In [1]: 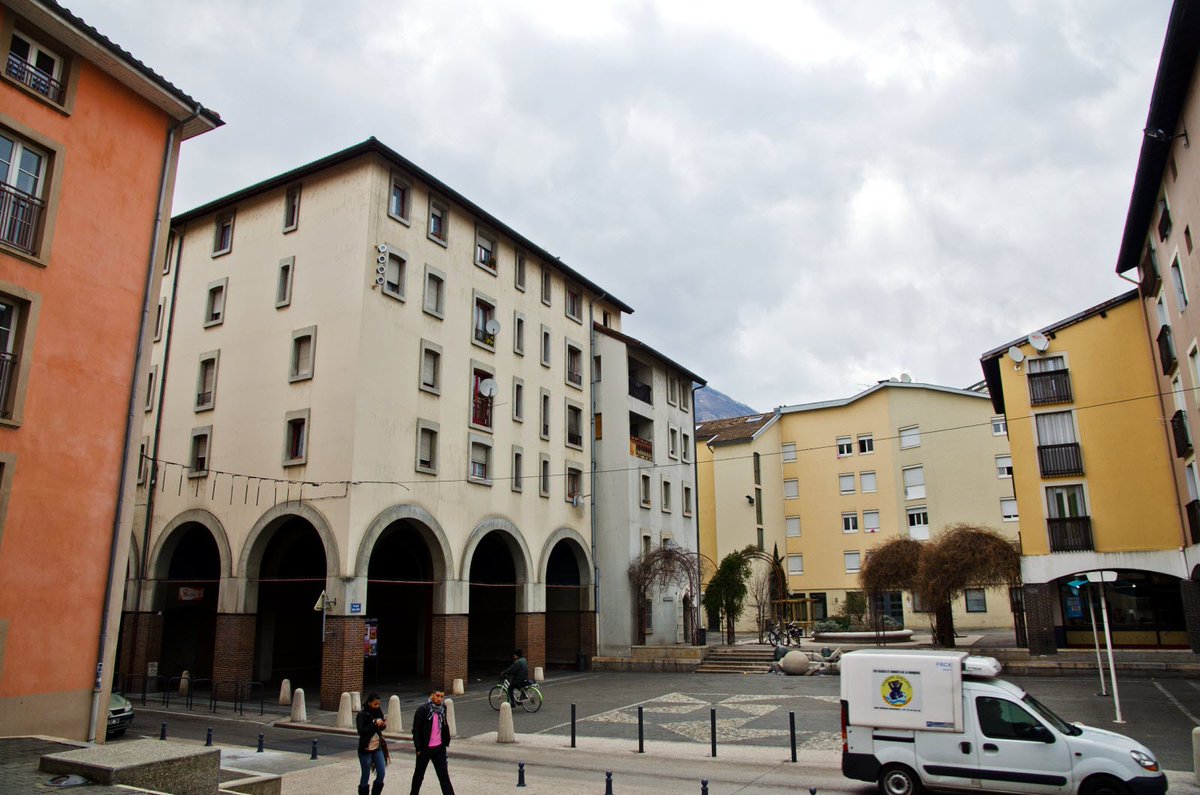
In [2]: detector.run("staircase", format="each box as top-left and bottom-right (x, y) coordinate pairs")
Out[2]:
(695, 644), (776, 674)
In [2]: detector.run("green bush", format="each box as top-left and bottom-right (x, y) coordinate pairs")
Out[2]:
(814, 619), (849, 633)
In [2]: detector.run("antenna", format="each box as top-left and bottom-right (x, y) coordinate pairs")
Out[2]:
(478, 378), (499, 398)
(900, 373), (912, 383)
(485, 318), (501, 336)
(1007, 346), (1025, 364)
(1028, 332), (1050, 352)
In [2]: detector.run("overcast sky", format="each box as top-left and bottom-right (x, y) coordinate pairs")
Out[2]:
(72, 0), (1172, 410)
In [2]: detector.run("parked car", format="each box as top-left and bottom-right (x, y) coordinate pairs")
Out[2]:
(106, 691), (134, 738)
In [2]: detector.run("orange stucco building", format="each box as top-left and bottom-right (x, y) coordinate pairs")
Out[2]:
(0, 0), (219, 740)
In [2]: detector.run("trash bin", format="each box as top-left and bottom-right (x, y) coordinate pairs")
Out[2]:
(576, 653), (589, 672)
(696, 628), (707, 646)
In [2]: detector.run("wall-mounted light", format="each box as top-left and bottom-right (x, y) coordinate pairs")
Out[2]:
(745, 495), (755, 505)
(1145, 126), (1190, 148)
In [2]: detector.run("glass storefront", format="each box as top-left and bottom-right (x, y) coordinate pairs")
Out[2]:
(1056, 570), (1187, 647)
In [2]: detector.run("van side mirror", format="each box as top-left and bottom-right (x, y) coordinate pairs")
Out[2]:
(1030, 725), (1054, 744)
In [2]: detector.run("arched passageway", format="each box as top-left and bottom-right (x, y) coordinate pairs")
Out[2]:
(253, 516), (327, 688)
(545, 540), (585, 667)
(159, 523), (220, 679)
(365, 520), (435, 686)
(468, 532), (518, 671)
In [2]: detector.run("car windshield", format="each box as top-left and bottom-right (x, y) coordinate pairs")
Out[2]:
(1022, 693), (1080, 735)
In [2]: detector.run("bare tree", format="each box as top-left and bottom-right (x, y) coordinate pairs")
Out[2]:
(748, 564), (773, 642)
(628, 543), (712, 645)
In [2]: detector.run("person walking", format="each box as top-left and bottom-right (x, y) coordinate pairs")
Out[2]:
(500, 649), (529, 708)
(356, 693), (389, 795)
(410, 689), (454, 795)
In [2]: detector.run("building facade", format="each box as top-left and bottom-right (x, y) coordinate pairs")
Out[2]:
(0, 0), (219, 739)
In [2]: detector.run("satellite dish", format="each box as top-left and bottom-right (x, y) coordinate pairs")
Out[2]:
(1028, 332), (1050, 352)
(900, 373), (912, 383)
(478, 378), (498, 398)
(1008, 346), (1025, 364)
(571, 494), (582, 508)
(485, 319), (501, 336)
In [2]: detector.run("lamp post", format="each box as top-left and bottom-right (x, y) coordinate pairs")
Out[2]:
(1085, 570), (1122, 723)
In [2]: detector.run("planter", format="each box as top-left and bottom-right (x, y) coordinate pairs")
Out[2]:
(812, 629), (914, 643)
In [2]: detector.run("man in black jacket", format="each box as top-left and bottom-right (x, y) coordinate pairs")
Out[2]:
(409, 689), (454, 794)
(501, 649), (529, 708)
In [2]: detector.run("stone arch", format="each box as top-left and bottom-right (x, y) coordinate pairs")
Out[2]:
(459, 516), (533, 583)
(238, 501), (340, 581)
(537, 526), (593, 586)
(148, 509), (233, 582)
(1033, 553), (1185, 585)
(355, 503), (454, 581)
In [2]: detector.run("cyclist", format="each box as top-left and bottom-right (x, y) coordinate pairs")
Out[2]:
(501, 649), (530, 708)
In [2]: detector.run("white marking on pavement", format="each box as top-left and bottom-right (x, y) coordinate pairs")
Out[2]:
(1153, 681), (1200, 725)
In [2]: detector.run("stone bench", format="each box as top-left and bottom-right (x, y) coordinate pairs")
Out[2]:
(40, 738), (219, 795)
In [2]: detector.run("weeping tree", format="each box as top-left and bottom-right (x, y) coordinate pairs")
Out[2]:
(701, 547), (754, 644)
(860, 524), (1021, 647)
(628, 543), (712, 645)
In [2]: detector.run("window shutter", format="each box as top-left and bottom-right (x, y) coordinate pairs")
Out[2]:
(471, 443), (487, 466)
(296, 337), (312, 373)
(422, 349), (437, 386)
(419, 429), (433, 465)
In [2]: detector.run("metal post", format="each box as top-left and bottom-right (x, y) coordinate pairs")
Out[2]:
(1097, 584), (1124, 723)
(310, 739), (319, 760)
(1086, 586), (1108, 695)
(789, 711), (797, 762)
(205, 728), (213, 747)
(518, 762), (526, 787)
(159, 722), (166, 740)
(710, 708), (717, 757)
(638, 706), (644, 753)
(257, 733), (264, 753)
(701, 780), (709, 795)
(605, 771), (613, 794)
(571, 703), (576, 748)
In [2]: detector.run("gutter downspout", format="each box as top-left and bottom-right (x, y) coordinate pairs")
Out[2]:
(690, 383), (703, 645)
(89, 109), (195, 742)
(587, 293), (607, 659)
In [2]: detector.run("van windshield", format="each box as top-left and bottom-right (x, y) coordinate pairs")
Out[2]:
(1022, 693), (1081, 736)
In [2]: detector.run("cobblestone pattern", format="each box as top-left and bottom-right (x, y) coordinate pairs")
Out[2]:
(1023, 582), (1058, 656)
(431, 613), (468, 692)
(320, 615), (365, 711)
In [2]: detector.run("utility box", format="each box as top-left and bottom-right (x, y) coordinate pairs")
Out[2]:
(840, 649), (967, 732)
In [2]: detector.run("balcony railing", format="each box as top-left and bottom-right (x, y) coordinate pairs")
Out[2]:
(567, 370), (583, 386)
(196, 390), (213, 407)
(5, 53), (64, 103)
(472, 394), (493, 427)
(0, 181), (44, 254)
(1048, 516), (1093, 552)
(630, 436), (653, 461)
(1037, 443), (1083, 477)
(628, 376), (652, 403)
(1159, 203), (1174, 242)
(1187, 499), (1200, 545)
(1172, 409), (1193, 458)
(1028, 370), (1073, 406)
(1158, 325), (1177, 375)
(568, 430), (582, 447)
(0, 352), (16, 417)
(473, 326), (495, 346)
(1141, 250), (1162, 295)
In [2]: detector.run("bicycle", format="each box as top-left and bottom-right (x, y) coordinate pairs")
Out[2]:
(764, 620), (786, 646)
(488, 679), (543, 713)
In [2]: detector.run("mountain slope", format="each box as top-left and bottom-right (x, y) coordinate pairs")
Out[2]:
(694, 386), (757, 422)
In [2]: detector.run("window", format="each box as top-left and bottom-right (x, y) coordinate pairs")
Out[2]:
(389, 175), (411, 222)
(290, 327), (316, 381)
(594, 355), (602, 382)
(661, 479), (672, 513)
(512, 378), (524, 422)
(907, 507), (929, 540)
(422, 265), (445, 319)
(469, 434), (493, 484)
(901, 466), (924, 500)
(189, 427), (211, 476)
(1189, 226), (1194, 254)
(669, 426), (680, 460)
(276, 256), (294, 308)
(145, 365), (156, 411)
(753, 452), (761, 484)
(683, 485), (693, 516)
(283, 410), (309, 466)
(1187, 461), (1199, 503)
(539, 454), (552, 497)
(680, 387), (690, 412)
(566, 465), (583, 503)
(511, 447), (523, 492)
(1191, 347), (1200, 407)
(860, 471), (877, 493)
(839, 473), (855, 494)
(784, 478), (799, 499)
(566, 402), (583, 448)
(419, 340), (441, 394)
(965, 588), (987, 613)
(0, 131), (47, 255)
(863, 510), (881, 533)
(595, 412), (603, 440)
(471, 366), (494, 429)
(1000, 498), (1019, 522)
(667, 376), (678, 406)
(782, 442), (797, 463)
(475, 229), (497, 272)
(204, 279), (227, 327)
(540, 325), (552, 366)
(1046, 484), (1086, 519)
(428, 199), (447, 244)
(996, 455), (1013, 478)
(1172, 256), (1189, 310)
(195, 351), (218, 411)
(541, 266), (553, 305)
(540, 389), (551, 439)
(842, 513), (858, 533)
(513, 312), (525, 355)
(755, 488), (763, 524)
(0, 290), (34, 422)
(153, 300), (164, 341)
(566, 286), (582, 321)
(844, 551), (861, 573)
(137, 438), (148, 485)
(213, 211), (234, 256)
(991, 416), (1007, 436)
(383, 253), (406, 299)
(472, 292), (496, 349)
(515, 253), (526, 291)
(786, 517), (801, 537)
(566, 342), (583, 387)
(1035, 410), (1076, 445)
(787, 555), (804, 576)
(975, 697), (1044, 742)
(6, 30), (65, 102)
(899, 426), (920, 449)
(857, 434), (874, 454)
(283, 185), (301, 232)
(682, 432), (692, 463)
(416, 421), (438, 474)
(836, 436), (852, 457)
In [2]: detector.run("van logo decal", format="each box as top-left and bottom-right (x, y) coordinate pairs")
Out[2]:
(881, 675), (913, 708)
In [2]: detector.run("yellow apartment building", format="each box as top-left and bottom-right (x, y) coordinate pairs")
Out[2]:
(983, 292), (1193, 651)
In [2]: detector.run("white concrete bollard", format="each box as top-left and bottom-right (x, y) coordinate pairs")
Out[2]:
(387, 695), (403, 733)
(279, 679), (292, 706)
(336, 692), (354, 729)
(452, 678), (464, 696)
(445, 698), (457, 738)
(178, 670), (190, 696)
(533, 666), (544, 683)
(497, 702), (515, 743)
(290, 688), (307, 722)
(1193, 726), (1200, 785)
(350, 691), (362, 712)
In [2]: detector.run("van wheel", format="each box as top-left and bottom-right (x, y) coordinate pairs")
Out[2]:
(878, 764), (922, 795)
(1080, 775), (1132, 795)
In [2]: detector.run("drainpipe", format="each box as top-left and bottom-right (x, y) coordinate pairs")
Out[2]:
(90, 110), (193, 742)
(587, 293), (607, 658)
(690, 382), (702, 644)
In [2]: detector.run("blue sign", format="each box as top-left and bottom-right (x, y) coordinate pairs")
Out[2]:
(1064, 595), (1083, 620)
(350, 602), (362, 614)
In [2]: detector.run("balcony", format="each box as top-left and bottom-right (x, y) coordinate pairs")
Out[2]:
(0, 352), (15, 416)
(1159, 202), (1173, 242)
(628, 376), (652, 404)
(1028, 370), (1073, 406)
(630, 436), (653, 461)
(1141, 249), (1162, 295)
(1037, 443), (1083, 477)
(1172, 409), (1193, 458)
(1187, 499), (1200, 545)
(1048, 516), (1093, 552)
(473, 326), (495, 347)
(568, 430), (583, 447)
(1158, 325), (1177, 375)
(472, 394), (493, 427)
(0, 182), (44, 255)
(567, 369), (583, 387)
(5, 53), (64, 103)
(196, 391), (213, 407)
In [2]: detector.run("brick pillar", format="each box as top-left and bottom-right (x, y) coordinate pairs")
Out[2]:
(117, 612), (163, 690)
(1181, 579), (1200, 653)
(212, 613), (256, 700)
(1023, 583), (1058, 656)
(515, 612), (546, 672)
(320, 615), (366, 711)
(578, 611), (597, 663)
(430, 614), (468, 693)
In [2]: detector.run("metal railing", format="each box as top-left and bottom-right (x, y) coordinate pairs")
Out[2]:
(196, 390), (213, 407)
(1048, 516), (1093, 552)
(472, 394), (493, 427)
(0, 181), (44, 254)
(567, 370), (583, 386)
(473, 326), (495, 346)
(1027, 370), (1072, 406)
(1159, 325), (1177, 375)
(628, 376), (652, 403)
(1172, 409), (1192, 458)
(1037, 442), (1083, 477)
(6, 53), (64, 102)
(630, 436), (653, 461)
(568, 431), (582, 447)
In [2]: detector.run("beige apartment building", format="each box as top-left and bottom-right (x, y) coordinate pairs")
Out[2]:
(121, 138), (651, 707)
(698, 381), (1020, 635)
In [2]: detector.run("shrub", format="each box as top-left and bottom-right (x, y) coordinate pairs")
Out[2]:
(814, 619), (849, 633)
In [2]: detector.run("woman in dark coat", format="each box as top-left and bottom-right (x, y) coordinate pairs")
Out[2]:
(356, 693), (388, 795)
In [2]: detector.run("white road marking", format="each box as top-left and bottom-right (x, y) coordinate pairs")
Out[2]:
(1153, 681), (1200, 725)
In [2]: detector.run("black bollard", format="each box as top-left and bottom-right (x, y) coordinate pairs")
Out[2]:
(789, 711), (797, 763)
(605, 771), (614, 795)
(637, 705), (644, 754)
(809, 789), (817, 795)
(310, 739), (318, 760)
(257, 733), (264, 753)
(205, 728), (213, 747)
(570, 703), (576, 748)
(159, 722), (167, 741)
(710, 708), (717, 758)
(701, 780), (709, 795)
(517, 761), (526, 787)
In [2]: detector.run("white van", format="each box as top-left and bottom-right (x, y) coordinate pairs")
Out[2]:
(839, 649), (1166, 795)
